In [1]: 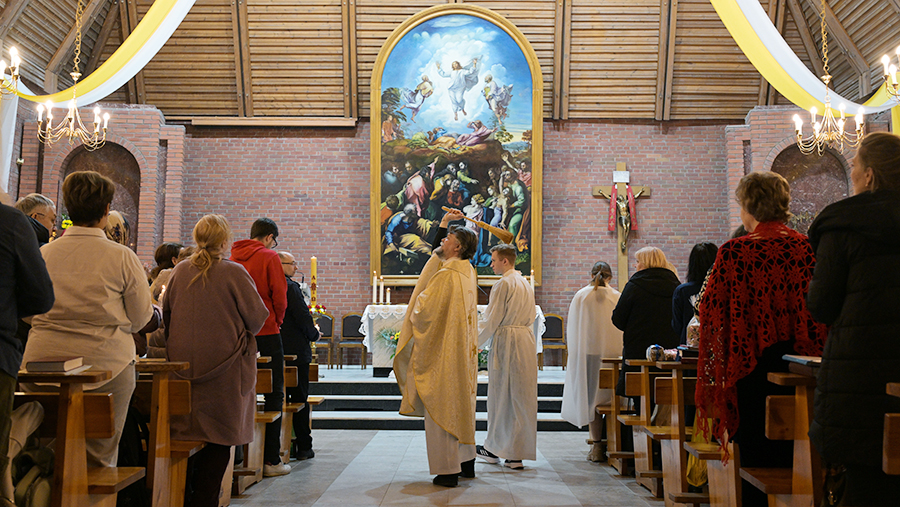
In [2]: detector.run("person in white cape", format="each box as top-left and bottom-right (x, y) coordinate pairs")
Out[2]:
(560, 261), (623, 462)
(475, 244), (537, 470)
(392, 210), (479, 488)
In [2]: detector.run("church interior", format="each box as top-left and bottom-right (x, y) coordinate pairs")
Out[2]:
(2, 0), (900, 506)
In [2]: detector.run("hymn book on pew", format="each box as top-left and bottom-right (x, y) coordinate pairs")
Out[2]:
(24, 356), (89, 374)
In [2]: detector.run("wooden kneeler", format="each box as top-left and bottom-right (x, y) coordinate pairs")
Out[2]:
(596, 358), (634, 475)
(885, 383), (900, 475)
(618, 360), (666, 498)
(684, 441), (741, 507)
(13, 391), (145, 507)
(233, 367), (280, 495)
(642, 365), (708, 507)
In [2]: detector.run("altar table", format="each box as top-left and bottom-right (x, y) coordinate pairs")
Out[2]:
(361, 304), (546, 376)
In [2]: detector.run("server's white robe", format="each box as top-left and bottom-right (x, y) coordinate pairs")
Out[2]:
(478, 269), (537, 460)
(560, 284), (623, 428)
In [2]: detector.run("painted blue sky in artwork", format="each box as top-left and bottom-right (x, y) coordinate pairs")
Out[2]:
(383, 14), (533, 141)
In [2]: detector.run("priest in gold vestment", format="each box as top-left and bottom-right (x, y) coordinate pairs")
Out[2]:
(393, 215), (479, 487)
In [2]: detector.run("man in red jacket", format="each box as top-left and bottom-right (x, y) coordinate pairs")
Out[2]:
(230, 218), (289, 476)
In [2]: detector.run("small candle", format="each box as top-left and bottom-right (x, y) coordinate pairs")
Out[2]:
(159, 284), (166, 301)
(530, 269), (536, 291)
(379, 276), (385, 304)
(372, 271), (377, 304)
(386, 288), (391, 305)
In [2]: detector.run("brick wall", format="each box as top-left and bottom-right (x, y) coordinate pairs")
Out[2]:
(180, 120), (735, 353)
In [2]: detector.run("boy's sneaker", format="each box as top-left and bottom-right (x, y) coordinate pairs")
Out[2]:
(475, 445), (499, 464)
(504, 460), (524, 470)
(263, 463), (291, 477)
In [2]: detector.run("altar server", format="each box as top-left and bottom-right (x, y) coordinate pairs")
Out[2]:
(560, 261), (622, 462)
(475, 244), (537, 470)
(393, 213), (479, 487)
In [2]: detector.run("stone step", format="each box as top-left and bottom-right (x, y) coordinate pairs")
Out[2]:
(309, 379), (565, 397)
(311, 410), (579, 431)
(316, 394), (563, 413)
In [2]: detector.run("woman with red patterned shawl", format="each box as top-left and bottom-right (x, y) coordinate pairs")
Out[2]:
(696, 171), (827, 507)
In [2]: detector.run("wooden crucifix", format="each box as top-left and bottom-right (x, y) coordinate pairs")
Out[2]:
(592, 162), (652, 289)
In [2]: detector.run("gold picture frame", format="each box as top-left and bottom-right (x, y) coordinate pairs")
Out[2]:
(370, 4), (543, 286)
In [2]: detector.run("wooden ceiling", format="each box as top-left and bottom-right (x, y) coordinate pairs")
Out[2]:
(1, 0), (897, 122)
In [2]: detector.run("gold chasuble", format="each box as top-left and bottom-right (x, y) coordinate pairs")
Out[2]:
(394, 255), (478, 444)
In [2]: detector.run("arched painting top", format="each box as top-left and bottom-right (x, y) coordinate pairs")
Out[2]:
(370, 4), (543, 286)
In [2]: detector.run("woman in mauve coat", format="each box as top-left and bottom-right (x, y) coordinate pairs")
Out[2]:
(163, 214), (268, 507)
(807, 132), (900, 505)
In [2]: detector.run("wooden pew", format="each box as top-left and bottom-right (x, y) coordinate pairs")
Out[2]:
(684, 441), (741, 507)
(643, 363), (708, 507)
(884, 383), (900, 475)
(739, 371), (821, 507)
(233, 367), (279, 495)
(133, 360), (193, 507)
(618, 360), (665, 498)
(595, 358), (633, 475)
(14, 369), (145, 507)
(280, 361), (301, 464)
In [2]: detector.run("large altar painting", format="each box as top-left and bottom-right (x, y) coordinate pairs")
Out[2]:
(370, 4), (543, 286)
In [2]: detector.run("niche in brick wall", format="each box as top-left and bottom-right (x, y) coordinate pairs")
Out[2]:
(770, 145), (848, 234)
(59, 143), (141, 250)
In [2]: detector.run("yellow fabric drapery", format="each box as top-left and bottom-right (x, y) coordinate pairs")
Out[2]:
(710, 0), (899, 133)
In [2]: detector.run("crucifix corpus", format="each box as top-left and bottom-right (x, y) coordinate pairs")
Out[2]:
(592, 162), (651, 289)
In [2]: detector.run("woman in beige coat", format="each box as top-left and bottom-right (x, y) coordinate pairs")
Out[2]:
(163, 215), (268, 507)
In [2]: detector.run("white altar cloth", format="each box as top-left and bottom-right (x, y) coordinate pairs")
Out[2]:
(361, 304), (546, 369)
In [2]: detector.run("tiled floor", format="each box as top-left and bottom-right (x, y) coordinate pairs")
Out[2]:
(231, 429), (661, 507)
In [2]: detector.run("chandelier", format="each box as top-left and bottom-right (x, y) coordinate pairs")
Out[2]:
(792, 0), (863, 156)
(0, 47), (21, 95)
(882, 45), (900, 100)
(36, 0), (110, 151)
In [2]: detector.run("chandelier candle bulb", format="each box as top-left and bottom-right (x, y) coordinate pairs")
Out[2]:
(37, 105), (44, 122)
(810, 106), (817, 124)
(103, 113), (110, 129)
(890, 65), (898, 85)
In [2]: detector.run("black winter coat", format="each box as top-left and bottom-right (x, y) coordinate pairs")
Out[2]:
(280, 276), (319, 364)
(807, 190), (900, 468)
(612, 267), (681, 395)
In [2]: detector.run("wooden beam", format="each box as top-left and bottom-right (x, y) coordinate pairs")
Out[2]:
(187, 116), (358, 127)
(889, 0), (900, 17)
(124, 0), (145, 103)
(230, 0), (245, 116)
(551, 0), (564, 120)
(0, 0), (32, 43)
(655, 0), (671, 120)
(787, 0), (824, 78)
(347, 0), (358, 118)
(44, 0), (109, 92)
(118, 0), (136, 102)
(86, 0), (119, 76)
(232, 0), (251, 116)
(811, 0), (869, 93)
(662, 0), (679, 121)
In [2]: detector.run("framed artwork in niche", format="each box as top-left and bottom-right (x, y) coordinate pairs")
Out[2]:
(370, 4), (543, 286)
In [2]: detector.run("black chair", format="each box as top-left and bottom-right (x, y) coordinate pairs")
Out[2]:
(539, 313), (566, 370)
(337, 312), (367, 369)
(314, 312), (334, 369)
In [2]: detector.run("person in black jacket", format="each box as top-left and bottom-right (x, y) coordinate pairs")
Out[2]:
(278, 251), (320, 461)
(0, 204), (54, 504)
(671, 242), (717, 345)
(807, 132), (900, 505)
(612, 246), (680, 399)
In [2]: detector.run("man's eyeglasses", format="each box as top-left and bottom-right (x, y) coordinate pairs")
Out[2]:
(282, 261), (296, 266)
(272, 238), (279, 248)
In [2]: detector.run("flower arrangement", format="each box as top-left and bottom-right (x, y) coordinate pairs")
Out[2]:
(377, 328), (401, 358)
(478, 349), (489, 371)
(308, 304), (327, 323)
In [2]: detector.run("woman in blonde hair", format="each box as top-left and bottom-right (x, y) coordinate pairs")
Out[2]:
(561, 261), (623, 461)
(612, 247), (680, 399)
(163, 214), (268, 507)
